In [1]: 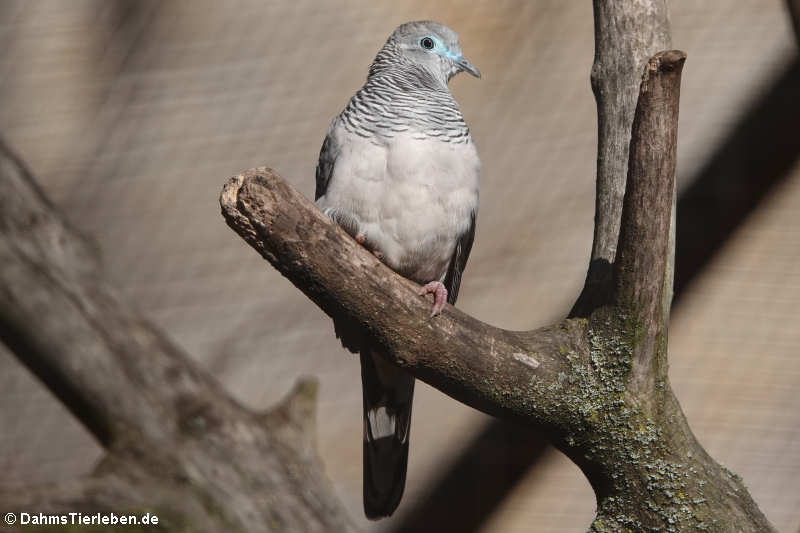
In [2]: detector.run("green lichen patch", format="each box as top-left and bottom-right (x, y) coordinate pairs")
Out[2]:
(549, 310), (718, 532)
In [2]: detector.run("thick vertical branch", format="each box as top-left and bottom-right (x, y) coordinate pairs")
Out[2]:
(580, 52), (776, 532)
(613, 51), (685, 392)
(573, 0), (672, 315)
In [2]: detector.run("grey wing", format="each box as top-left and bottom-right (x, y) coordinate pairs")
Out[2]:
(315, 129), (339, 201)
(315, 126), (362, 242)
(316, 123), (364, 351)
(443, 210), (477, 305)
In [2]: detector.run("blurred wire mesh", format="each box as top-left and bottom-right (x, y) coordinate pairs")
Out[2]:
(0, 1), (798, 531)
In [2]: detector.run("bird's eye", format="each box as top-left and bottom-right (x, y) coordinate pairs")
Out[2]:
(420, 37), (435, 50)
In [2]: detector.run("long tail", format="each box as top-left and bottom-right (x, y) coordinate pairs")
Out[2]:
(360, 348), (415, 519)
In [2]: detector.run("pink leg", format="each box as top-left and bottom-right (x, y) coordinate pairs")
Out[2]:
(419, 281), (448, 317)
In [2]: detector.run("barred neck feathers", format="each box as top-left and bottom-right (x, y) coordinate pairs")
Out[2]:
(339, 38), (470, 144)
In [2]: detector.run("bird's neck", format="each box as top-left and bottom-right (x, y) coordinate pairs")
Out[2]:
(368, 41), (449, 90)
(339, 75), (469, 144)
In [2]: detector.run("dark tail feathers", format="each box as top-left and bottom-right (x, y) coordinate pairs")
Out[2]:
(360, 349), (414, 519)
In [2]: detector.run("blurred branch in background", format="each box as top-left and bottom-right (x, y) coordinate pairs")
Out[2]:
(0, 138), (357, 533)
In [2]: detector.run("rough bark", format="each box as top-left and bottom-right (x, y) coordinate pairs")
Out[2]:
(0, 138), (357, 533)
(220, 50), (776, 532)
(612, 51), (683, 399)
(573, 0), (672, 315)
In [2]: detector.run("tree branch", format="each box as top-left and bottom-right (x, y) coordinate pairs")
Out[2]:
(0, 137), (239, 449)
(0, 139), (357, 533)
(221, 171), (583, 430)
(574, 0), (672, 315)
(613, 50), (685, 395)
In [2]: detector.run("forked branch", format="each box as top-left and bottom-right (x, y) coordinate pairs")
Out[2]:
(218, 52), (688, 434)
(221, 50), (775, 532)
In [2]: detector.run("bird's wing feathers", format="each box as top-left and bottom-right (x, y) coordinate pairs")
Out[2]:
(315, 127), (339, 201)
(443, 209), (476, 305)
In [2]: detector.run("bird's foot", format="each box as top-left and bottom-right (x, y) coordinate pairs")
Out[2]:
(419, 281), (448, 317)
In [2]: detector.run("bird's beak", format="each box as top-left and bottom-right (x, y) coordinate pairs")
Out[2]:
(457, 56), (481, 78)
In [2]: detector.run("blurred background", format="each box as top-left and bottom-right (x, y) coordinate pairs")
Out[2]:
(1, 1), (799, 531)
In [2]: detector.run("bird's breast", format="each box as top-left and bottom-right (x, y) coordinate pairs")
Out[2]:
(318, 128), (479, 284)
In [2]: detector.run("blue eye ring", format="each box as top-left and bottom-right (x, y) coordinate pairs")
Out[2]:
(420, 37), (435, 50)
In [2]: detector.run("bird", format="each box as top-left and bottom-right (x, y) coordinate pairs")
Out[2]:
(315, 21), (481, 519)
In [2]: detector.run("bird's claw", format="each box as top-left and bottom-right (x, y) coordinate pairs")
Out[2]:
(419, 281), (448, 317)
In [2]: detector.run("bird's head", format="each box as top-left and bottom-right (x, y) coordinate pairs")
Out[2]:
(375, 21), (481, 84)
